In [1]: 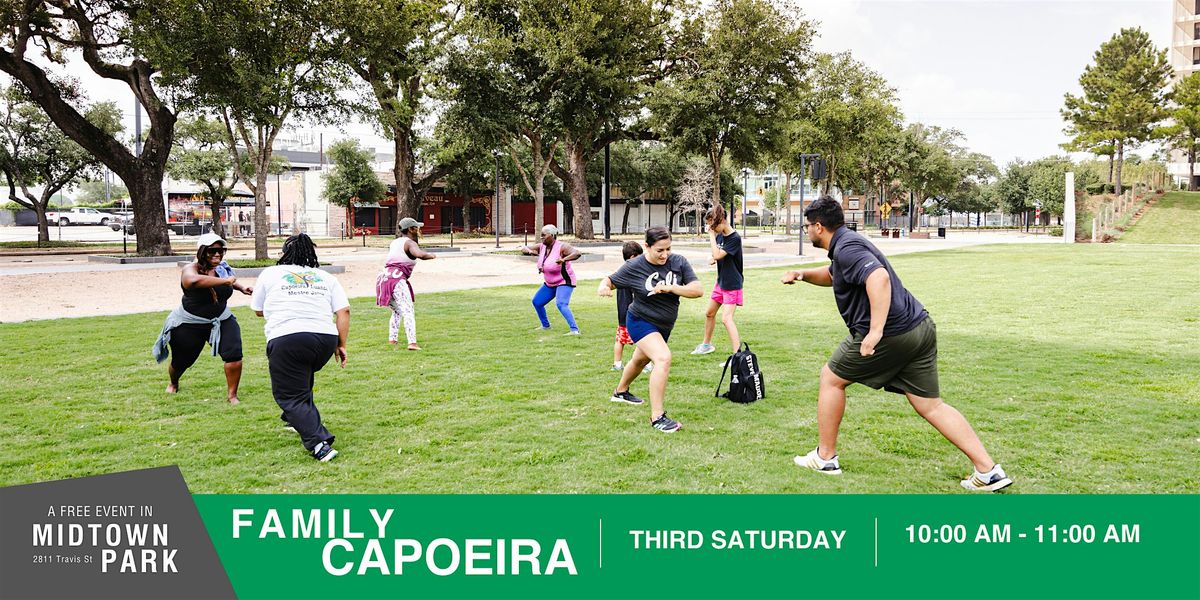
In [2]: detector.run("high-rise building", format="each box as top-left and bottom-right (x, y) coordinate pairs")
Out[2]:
(1170, 0), (1200, 187)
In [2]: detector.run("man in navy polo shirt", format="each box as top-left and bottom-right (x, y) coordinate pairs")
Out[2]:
(781, 196), (1012, 491)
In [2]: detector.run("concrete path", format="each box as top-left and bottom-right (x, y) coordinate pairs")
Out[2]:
(0, 230), (1060, 323)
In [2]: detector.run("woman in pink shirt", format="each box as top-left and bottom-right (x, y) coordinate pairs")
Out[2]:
(520, 224), (582, 335)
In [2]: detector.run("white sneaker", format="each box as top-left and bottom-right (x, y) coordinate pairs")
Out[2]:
(643, 363), (654, 374)
(612, 362), (623, 371)
(534, 325), (551, 331)
(564, 330), (581, 336)
(794, 448), (841, 475)
(960, 465), (1013, 492)
(691, 343), (716, 355)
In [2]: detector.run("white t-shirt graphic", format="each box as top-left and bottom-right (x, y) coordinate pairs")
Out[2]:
(251, 265), (350, 342)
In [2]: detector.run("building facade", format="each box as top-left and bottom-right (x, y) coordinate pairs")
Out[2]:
(1170, 0), (1200, 187)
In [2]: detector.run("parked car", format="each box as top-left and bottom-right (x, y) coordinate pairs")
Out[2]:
(110, 216), (136, 235)
(45, 207), (118, 226)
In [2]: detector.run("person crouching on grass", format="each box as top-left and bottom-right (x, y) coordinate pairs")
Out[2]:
(781, 196), (1012, 491)
(691, 205), (743, 357)
(598, 227), (702, 433)
(250, 233), (350, 462)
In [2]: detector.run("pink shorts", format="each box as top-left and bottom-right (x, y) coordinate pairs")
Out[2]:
(710, 285), (743, 306)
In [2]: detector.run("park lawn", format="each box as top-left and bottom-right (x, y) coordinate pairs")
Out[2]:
(1120, 191), (1200, 245)
(0, 243), (1197, 494)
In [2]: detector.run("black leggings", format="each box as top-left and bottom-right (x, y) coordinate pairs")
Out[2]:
(266, 332), (338, 451)
(168, 317), (243, 374)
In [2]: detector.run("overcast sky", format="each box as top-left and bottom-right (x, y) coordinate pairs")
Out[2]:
(796, 0), (1171, 166)
(10, 0), (1174, 170)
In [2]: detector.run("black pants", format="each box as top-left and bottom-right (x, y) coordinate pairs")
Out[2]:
(169, 317), (243, 374)
(266, 332), (338, 451)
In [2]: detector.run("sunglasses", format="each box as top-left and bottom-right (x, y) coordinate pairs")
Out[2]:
(204, 247), (227, 255)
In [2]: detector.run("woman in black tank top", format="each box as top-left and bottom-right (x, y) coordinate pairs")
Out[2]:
(165, 236), (253, 404)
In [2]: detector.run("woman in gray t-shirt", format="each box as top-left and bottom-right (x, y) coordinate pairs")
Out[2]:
(598, 227), (702, 433)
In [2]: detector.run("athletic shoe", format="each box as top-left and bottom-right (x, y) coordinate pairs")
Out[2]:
(643, 363), (654, 374)
(610, 390), (645, 405)
(282, 424), (297, 433)
(960, 465), (1013, 492)
(611, 362), (623, 371)
(651, 413), (682, 433)
(533, 325), (551, 331)
(794, 448), (841, 475)
(311, 442), (338, 462)
(564, 330), (581, 336)
(691, 343), (716, 355)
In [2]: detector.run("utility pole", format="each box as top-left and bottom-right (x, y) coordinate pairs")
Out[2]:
(796, 153), (820, 256)
(602, 142), (610, 239)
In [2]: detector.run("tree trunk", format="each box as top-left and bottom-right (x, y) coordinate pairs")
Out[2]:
(1189, 146), (1196, 192)
(709, 149), (722, 210)
(1106, 152), (1113, 184)
(551, 140), (594, 239)
(1114, 141), (1124, 197)
(255, 163), (270, 259)
(127, 172), (173, 256)
(621, 201), (632, 234)
(35, 204), (49, 243)
(209, 195), (225, 238)
(393, 130), (418, 220)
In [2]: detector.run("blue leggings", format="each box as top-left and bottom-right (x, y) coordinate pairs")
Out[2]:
(532, 284), (578, 331)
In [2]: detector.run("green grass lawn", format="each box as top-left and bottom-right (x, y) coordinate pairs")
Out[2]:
(1120, 191), (1200, 244)
(1, 244), (1197, 493)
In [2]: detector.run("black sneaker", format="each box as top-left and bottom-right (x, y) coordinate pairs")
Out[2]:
(650, 413), (682, 433)
(610, 390), (645, 405)
(311, 441), (338, 462)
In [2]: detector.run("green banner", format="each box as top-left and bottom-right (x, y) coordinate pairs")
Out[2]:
(196, 495), (1200, 599)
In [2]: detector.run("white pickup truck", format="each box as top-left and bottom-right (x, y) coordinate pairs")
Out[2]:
(44, 207), (118, 226)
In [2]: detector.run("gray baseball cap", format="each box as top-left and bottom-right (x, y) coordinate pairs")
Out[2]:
(398, 217), (424, 230)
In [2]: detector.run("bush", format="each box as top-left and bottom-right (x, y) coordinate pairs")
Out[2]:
(1048, 226), (1063, 237)
(1085, 182), (1115, 195)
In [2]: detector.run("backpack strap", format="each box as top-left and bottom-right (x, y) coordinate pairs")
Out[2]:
(714, 354), (734, 397)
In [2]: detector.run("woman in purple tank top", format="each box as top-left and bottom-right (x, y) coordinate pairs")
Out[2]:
(520, 224), (582, 334)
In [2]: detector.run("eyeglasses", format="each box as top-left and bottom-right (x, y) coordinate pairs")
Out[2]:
(204, 247), (227, 255)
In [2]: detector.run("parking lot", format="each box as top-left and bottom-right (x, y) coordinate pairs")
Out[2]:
(0, 224), (132, 243)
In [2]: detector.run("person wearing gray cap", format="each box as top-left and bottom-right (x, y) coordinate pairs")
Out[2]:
(152, 232), (252, 405)
(520, 224), (582, 334)
(377, 217), (436, 350)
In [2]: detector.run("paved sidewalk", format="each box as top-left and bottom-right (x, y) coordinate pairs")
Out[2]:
(0, 230), (1060, 323)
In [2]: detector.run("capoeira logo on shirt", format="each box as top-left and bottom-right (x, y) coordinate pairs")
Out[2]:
(644, 271), (680, 293)
(283, 271), (322, 287)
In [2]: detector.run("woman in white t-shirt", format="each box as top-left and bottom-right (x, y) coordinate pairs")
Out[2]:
(250, 234), (350, 462)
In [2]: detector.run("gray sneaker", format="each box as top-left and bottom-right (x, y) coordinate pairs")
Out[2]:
(610, 390), (645, 405)
(650, 413), (682, 433)
(691, 343), (716, 355)
(564, 330), (581, 336)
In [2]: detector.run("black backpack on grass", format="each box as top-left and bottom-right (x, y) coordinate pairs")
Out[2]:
(715, 343), (765, 404)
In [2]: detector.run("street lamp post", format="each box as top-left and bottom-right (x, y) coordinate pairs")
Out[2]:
(795, 153), (820, 256)
(602, 142), (610, 240)
(493, 149), (501, 248)
(740, 168), (749, 233)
